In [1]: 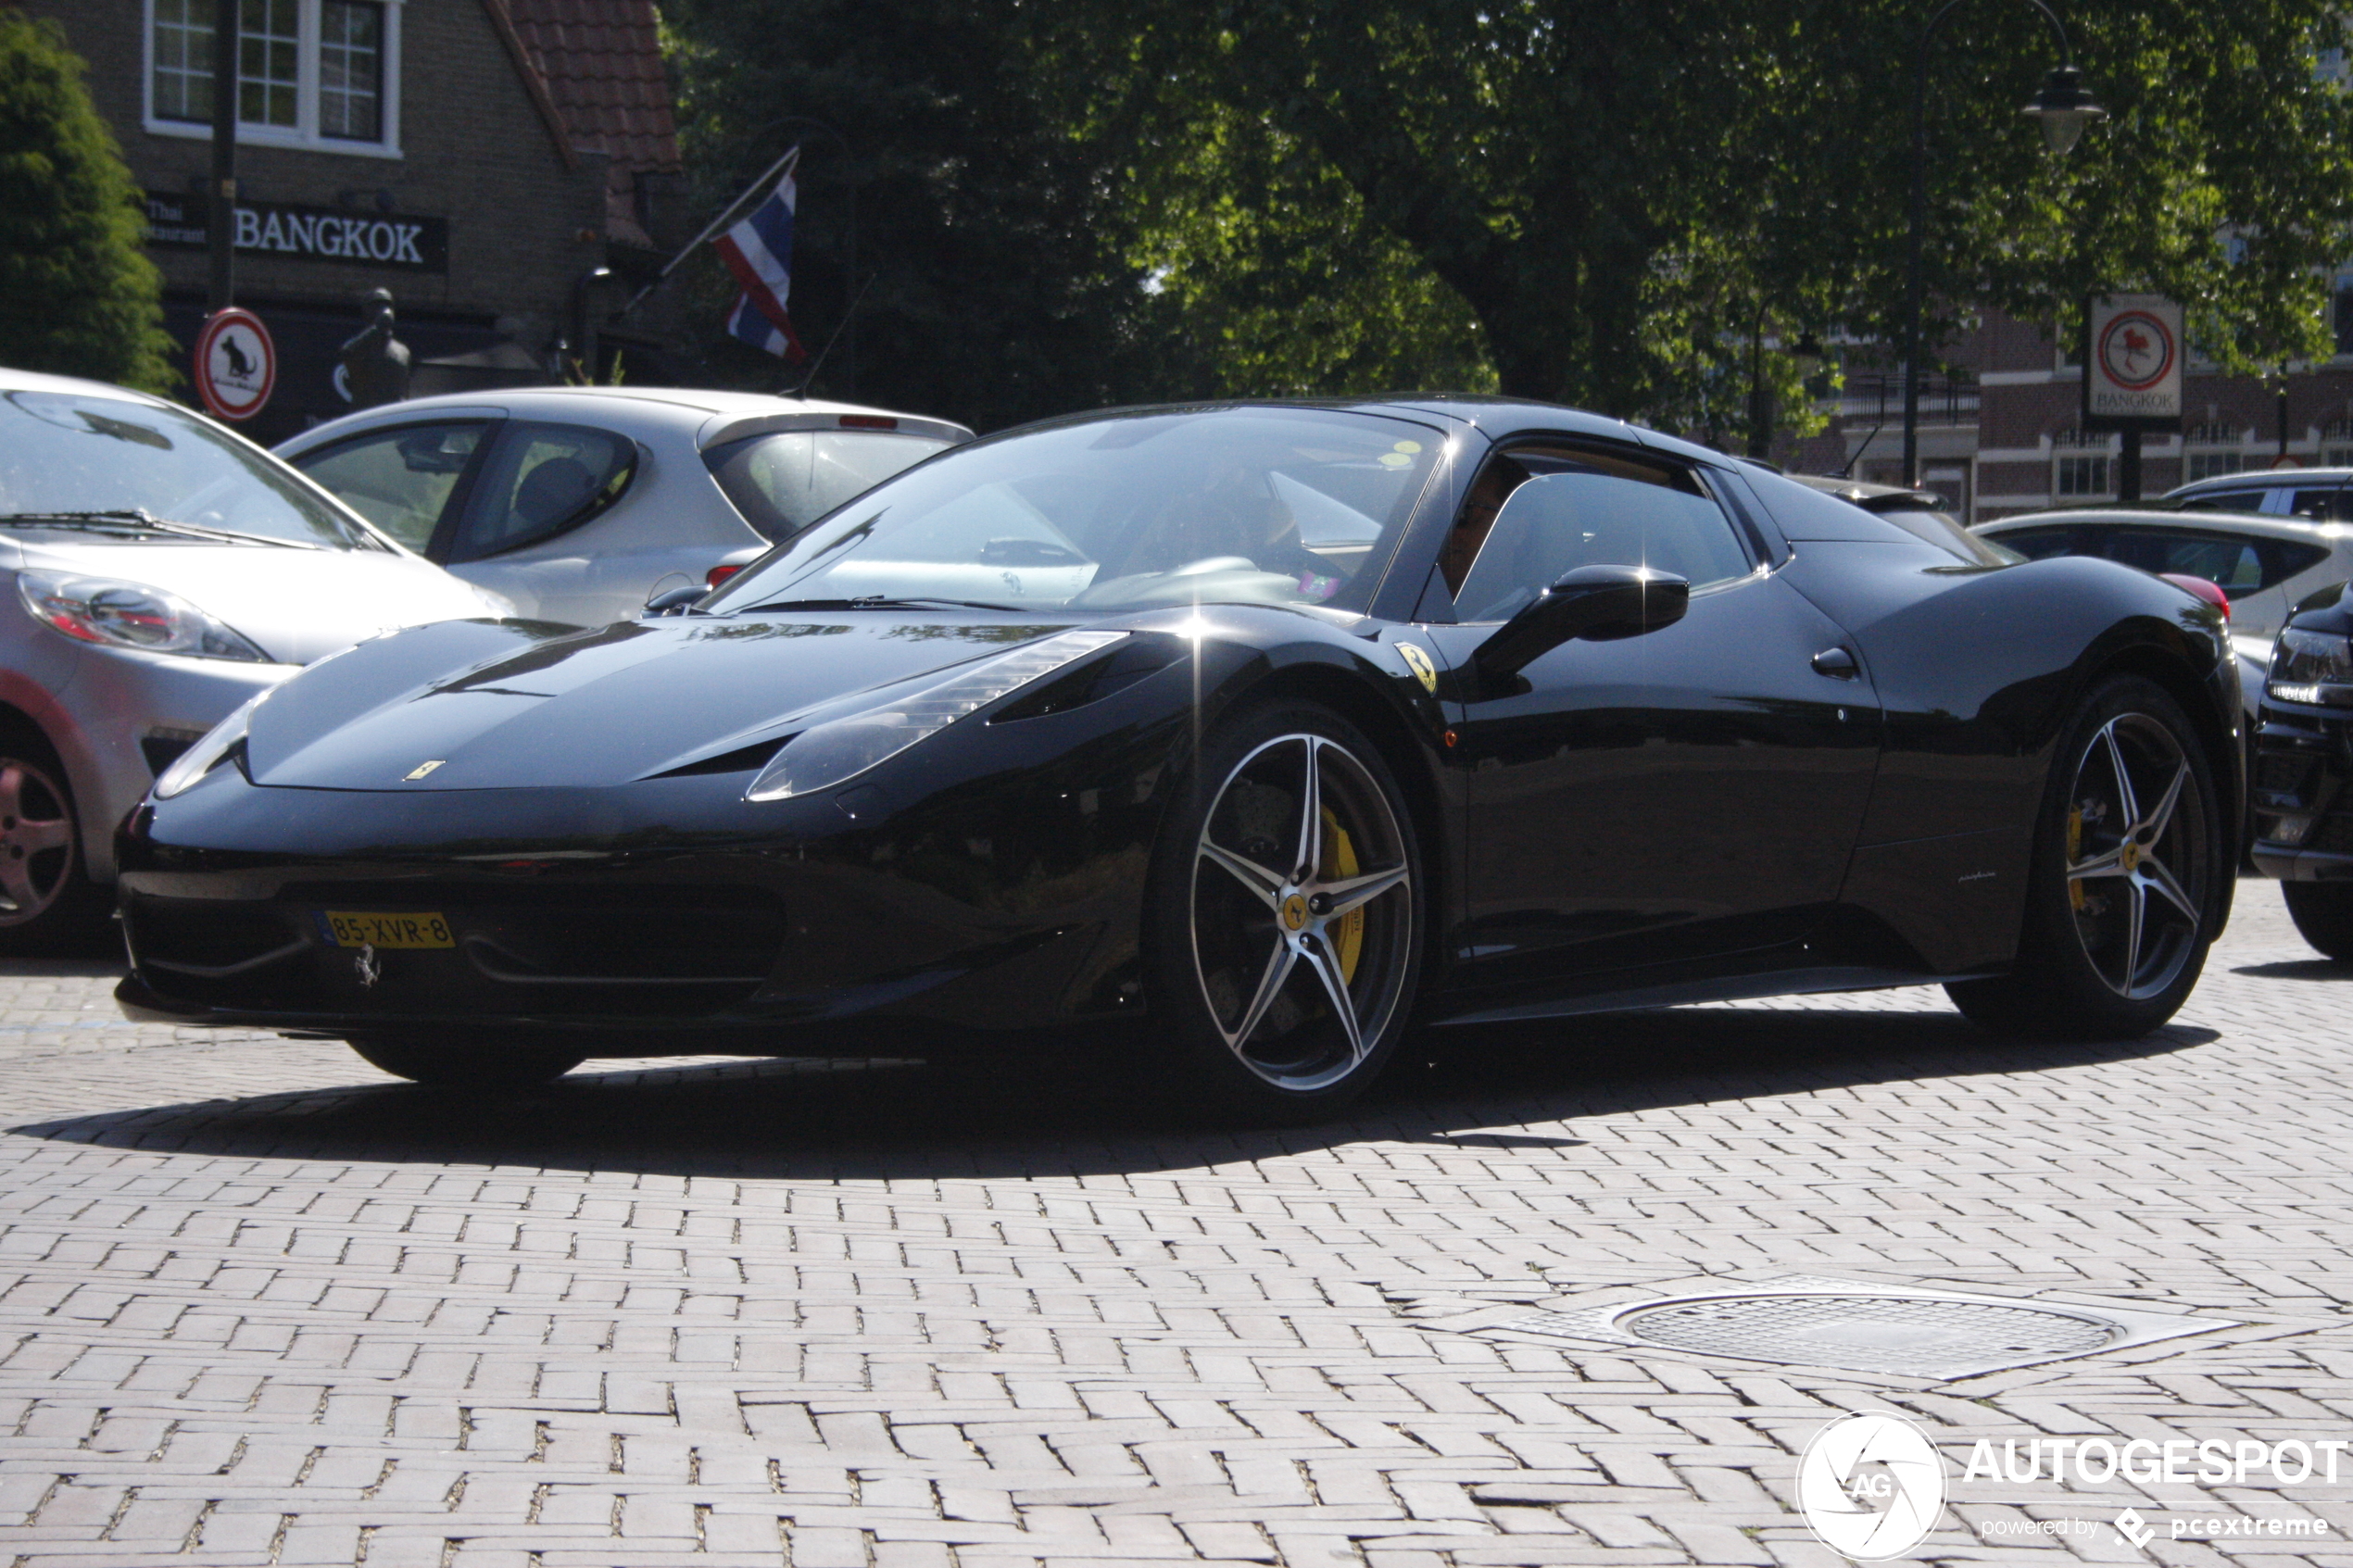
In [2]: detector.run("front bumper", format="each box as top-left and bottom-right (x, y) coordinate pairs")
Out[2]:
(2247, 694), (2353, 880)
(114, 738), (1164, 1043)
(46, 645), (293, 883)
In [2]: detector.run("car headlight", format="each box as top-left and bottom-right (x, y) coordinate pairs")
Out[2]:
(152, 689), (267, 798)
(18, 569), (270, 661)
(2268, 627), (2353, 706)
(746, 629), (1128, 802)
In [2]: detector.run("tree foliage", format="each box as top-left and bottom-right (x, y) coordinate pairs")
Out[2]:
(662, 0), (2353, 430)
(0, 13), (175, 393)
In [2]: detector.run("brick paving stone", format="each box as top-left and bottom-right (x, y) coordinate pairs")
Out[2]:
(0, 884), (2346, 1564)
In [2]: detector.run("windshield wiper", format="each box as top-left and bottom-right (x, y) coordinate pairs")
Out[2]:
(739, 595), (1028, 613)
(0, 508), (319, 548)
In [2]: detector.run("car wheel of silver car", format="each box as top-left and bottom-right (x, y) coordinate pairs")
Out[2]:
(346, 1033), (588, 1089)
(0, 736), (104, 949)
(1144, 701), (1423, 1121)
(1946, 675), (2223, 1039)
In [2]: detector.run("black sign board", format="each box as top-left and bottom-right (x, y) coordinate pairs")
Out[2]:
(144, 191), (448, 275)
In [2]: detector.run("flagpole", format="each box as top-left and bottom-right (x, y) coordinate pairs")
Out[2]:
(612, 145), (801, 320)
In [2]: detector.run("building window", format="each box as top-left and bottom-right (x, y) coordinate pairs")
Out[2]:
(2184, 423), (2246, 483)
(318, 1), (384, 141)
(2057, 455), (2112, 497)
(239, 0), (299, 128)
(2053, 431), (2114, 498)
(150, 0), (211, 122)
(145, 0), (401, 155)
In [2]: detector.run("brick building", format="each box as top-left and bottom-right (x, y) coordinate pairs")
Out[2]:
(13, 0), (683, 443)
(1790, 305), (2353, 522)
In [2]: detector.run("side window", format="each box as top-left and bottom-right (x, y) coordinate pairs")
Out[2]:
(1993, 526), (2082, 560)
(1450, 452), (1751, 622)
(449, 422), (635, 563)
(2173, 489), (2268, 514)
(291, 422), (488, 552)
(2291, 488), (2353, 521)
(2100, 529), (2294, 598)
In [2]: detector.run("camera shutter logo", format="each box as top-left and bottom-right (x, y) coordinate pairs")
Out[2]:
(1796, 1411), (1946, 1561)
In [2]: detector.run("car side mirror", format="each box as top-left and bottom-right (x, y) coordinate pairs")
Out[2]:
(1473, 564), (1691, 682)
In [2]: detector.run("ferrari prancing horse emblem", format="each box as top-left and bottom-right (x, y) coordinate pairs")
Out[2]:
(354, 942), (380, 987)
(1397, 641), (1439, 694)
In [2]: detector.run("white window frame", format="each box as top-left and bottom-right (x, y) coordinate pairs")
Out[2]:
(2054, 452), (2114, 499)
(142, 0), (403, 159)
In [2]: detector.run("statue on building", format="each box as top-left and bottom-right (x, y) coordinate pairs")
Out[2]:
(337, 288), (411, 409)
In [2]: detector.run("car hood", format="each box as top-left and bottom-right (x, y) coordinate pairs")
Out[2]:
(245, 613), (1090, 790)
(11, 537), (503, 666)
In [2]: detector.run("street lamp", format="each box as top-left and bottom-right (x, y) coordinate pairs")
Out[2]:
(1901, 2), (2106, 485)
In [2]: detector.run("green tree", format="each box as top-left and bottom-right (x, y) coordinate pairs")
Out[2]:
(1047, 0), (2353, 417)
(0, 13), (174, 393)
(661, 0), (1191, 433)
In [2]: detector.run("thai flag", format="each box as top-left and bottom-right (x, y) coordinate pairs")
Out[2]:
(716, 178), (807, 361)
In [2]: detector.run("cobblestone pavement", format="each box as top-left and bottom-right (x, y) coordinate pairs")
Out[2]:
(0, 882), (2349, 1567)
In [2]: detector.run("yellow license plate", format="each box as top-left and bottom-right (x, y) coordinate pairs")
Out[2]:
(321, 910), (454, 949)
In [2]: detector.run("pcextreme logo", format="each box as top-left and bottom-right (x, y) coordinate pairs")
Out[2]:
(1795, 1411), (1946, 1562)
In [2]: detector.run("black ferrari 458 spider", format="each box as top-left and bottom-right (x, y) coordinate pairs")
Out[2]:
(116, 399), (2240, 1118)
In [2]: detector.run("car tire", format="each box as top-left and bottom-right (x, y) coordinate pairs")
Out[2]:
(0, 730), (108, 952)
(1140, 699), (1424, 1123)
(1946, 674), (2225, 1039)
(346, 1033), (587, 1088)
(2281, 882), (2353, 961)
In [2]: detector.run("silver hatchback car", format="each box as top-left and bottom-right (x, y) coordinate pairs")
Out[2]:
(0, 367), (511, 945)
(278, 388), (974, 628)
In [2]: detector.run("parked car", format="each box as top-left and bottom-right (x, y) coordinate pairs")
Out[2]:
(2164, 466), (2353, 521)
(2247, 581), (2353, 956)
(120, 398), (2237, 1118)
(277, 389), (974, 628)
(0, 367), (512, 944)
(1971, 508), (2353, 727)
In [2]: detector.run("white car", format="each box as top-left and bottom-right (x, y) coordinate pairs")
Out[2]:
(2164, 466), (2353, 521)
(0, 367), (512, 944)
(277, 388), (974, 628)
(1973, 507), (2353, 721)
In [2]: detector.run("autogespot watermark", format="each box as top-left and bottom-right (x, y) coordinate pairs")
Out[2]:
(1794, 1413), (2343, 1561)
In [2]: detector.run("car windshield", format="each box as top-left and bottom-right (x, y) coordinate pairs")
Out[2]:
(0, 389), (368, 548)
(703, 406), (1441, 615)
(706, 429), (957, 542)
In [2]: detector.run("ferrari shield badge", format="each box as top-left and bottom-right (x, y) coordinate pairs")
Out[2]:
(1397, 641), (1439, 694)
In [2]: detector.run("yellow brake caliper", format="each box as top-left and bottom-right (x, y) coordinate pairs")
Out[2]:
(1319, 807), (1365, 982)
(2068, 807), (2085, 911)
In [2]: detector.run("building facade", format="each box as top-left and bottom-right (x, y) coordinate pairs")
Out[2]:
(15, 0), (682, 444)
(1790, 306), (2353, 521)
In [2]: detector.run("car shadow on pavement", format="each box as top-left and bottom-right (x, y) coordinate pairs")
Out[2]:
(11, 1006), (2218, 1179)
(2230, 958), (2353, 981)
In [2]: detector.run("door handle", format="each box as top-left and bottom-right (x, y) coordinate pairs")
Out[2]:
(1811, 646), (1860, 680)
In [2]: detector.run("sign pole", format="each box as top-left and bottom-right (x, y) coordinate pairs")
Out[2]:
(207, 0), (237, 312)
(2119, 430), (2142, 503)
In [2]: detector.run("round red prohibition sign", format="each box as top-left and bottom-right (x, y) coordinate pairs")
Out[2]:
(193, 307), (276, 421)
(2097, 309), (2174, 393)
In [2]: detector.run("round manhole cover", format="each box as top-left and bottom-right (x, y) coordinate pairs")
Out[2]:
(1618, 1294), (2119, 1377)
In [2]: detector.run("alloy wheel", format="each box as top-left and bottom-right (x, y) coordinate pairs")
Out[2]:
(2063, 712), (2208, 999)
(0, 758), (76, 925)
(1189, 733), (1415, 1091)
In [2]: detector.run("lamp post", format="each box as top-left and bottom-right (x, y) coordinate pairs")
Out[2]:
(1900, 1), (2105, 485)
